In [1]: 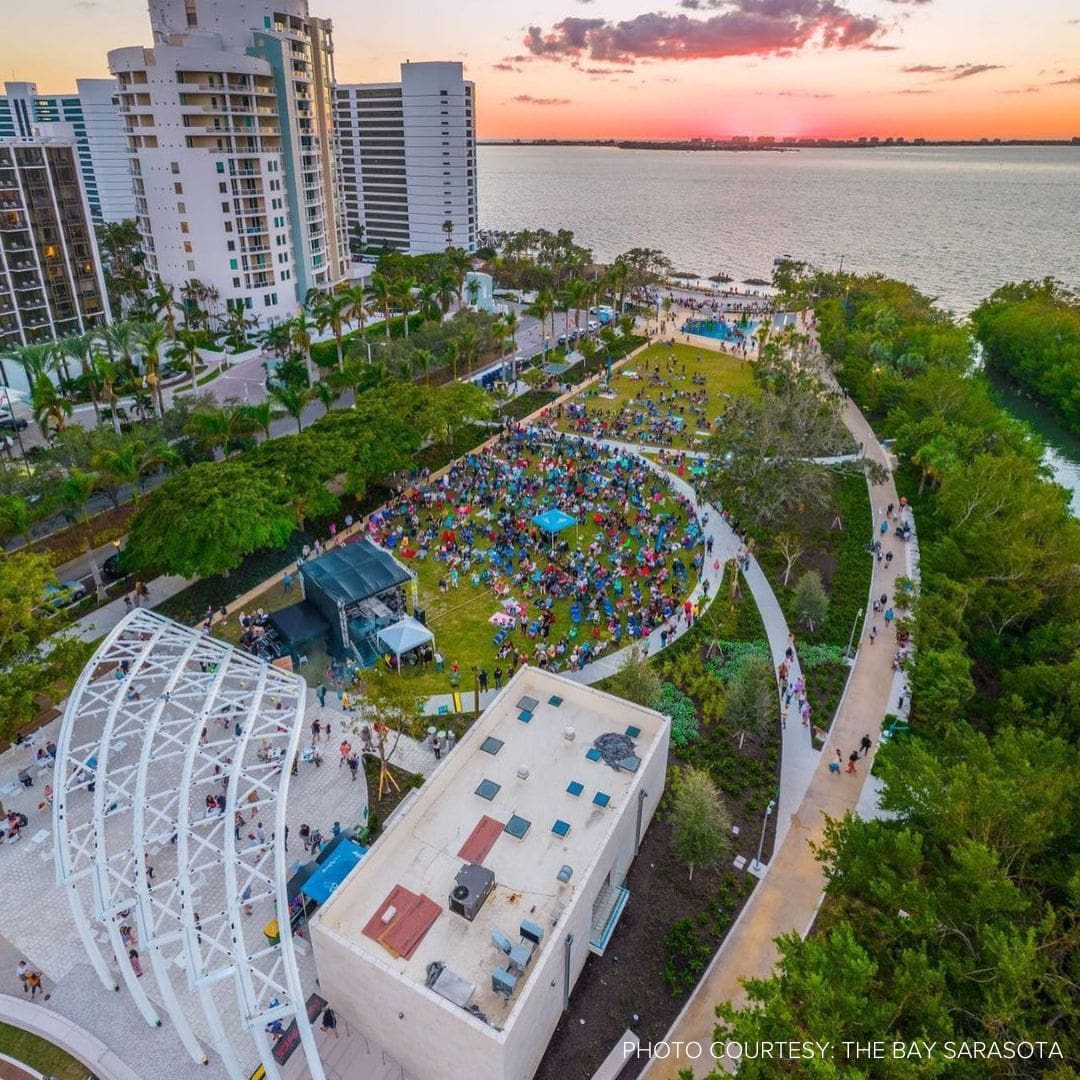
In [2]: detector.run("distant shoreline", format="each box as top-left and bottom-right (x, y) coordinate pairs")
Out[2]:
(480, 139), (1079, 151)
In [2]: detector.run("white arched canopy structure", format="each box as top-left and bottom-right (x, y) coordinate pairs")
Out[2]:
(54, 609), (326, 1080)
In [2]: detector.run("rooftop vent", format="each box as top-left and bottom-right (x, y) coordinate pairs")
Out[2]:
(517, 765), (530, 780)
(449, 862), (495, 922)
(563, 727), (576, 743)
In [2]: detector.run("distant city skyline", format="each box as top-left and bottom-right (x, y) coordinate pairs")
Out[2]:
(3, 0), (1078, 140)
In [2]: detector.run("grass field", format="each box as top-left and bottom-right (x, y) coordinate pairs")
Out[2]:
(219, 450), (700, 698)
(0, 1023), (88, 1080)
(552, 342), (759, 451)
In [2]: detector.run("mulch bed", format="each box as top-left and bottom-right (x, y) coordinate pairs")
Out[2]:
(535, 811), (759, 1080)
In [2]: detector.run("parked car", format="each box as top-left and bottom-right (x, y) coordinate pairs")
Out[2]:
(0, 415), (28, 432)
(44, 580), (89, 610)
(102, 549), (128, 581)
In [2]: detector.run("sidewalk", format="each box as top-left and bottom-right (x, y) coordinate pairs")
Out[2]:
(641, 393), (914, 1078)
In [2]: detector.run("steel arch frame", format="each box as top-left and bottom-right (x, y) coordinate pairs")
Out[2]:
(54, 610), (326, 1080)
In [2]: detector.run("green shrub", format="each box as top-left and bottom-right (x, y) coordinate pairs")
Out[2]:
(654, 681), (699, 746)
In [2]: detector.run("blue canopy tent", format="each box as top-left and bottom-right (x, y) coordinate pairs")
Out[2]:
(300, 839), (367, 904)
(532, 508), (577, 552)
(376, 616), (435, 674)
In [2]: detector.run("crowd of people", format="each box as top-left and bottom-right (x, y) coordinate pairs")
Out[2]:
(553, 349), (730, 448)
(362, 426), (705, 675)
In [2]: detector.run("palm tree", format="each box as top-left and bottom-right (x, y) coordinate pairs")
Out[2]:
(311, 378), (337, 415)
(259, 320), (292, 361)
(444, 339), (461, 384)
(564, 278), (590, 334)
(608, 260), (631, 315)
(290, 309), (317, 385)
(268, 383), (310, 434)
(457, 325), (481, 378)
(242, 401), (273, 440)
(168, 328), (203, 392)
(31, 375), (72, 437)
(104, 319), (140, 382)
(341, 282), (367, 332)
(447, 248), (472, 306)
(92, 436), (179, 507)
(367, 272), (395, 339)
(63, 331), (101, 421)
(442, 218), (455, 247)
(91, 355), (124, 437)
(416, 283), (440, 325)
(150, 279), (179, 339)
(60, 468), (105, 598)
(47, 339), (74, 386)
(4, 343), (52, 386)
(412, 348), (436, 384)
(502, 311), (519, 358)
(393, 276), (416, 339)
(436, 267), (457, 316)
(309, 289), (350, 371)
(186, 402), (260, 458)
(527, 289), (556, 357)
(138, 323), (168, 416)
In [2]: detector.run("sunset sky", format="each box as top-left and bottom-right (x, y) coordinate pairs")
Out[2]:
(3, 0), (1078, 139)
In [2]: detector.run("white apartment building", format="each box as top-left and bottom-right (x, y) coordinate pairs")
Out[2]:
(109, 0), (348, 324)
(312, 668), (669, 1080)
(0, 126), (111, 348)
(336, 62), (477, 255)
(0, 80), (136, 225)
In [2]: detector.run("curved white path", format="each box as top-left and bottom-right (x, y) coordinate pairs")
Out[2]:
(415, 430), (818, 851)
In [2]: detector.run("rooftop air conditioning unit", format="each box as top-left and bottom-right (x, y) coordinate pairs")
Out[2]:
(517, 765), (530, 780)
(449, 862), (495, 922)
(563, 727), (576, 743)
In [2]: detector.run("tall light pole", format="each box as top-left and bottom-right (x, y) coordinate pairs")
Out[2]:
(750, 797), (776, 875)
(846, 607), (864, 659)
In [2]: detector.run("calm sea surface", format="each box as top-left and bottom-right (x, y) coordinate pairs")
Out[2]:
(477, 144), (1080, 315)
(478, 144), (1080, 512)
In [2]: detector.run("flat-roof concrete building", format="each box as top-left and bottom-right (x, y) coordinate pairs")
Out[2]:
(312, 668), (669, 1080)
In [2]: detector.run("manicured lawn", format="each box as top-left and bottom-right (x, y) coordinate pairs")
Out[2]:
(551, 342), (759, 450)
(0, 1022), (87, 1080)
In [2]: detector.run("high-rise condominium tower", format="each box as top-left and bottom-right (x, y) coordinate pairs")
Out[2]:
(109, 0), (347, 323)
(0, 126), (111, 348)
(0, 80), (136, 225)
(336, 62), (477, 255)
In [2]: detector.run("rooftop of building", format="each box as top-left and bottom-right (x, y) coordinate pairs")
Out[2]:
(314, 667), (668, 1030)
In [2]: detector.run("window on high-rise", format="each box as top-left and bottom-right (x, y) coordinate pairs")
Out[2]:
(185, 0), (198, 28)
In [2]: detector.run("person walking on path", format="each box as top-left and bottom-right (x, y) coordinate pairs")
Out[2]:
(25, 969), (48, 1000)
(316, 684), (327, 708)
(311, 718), (321, 744)
(860, 734), (873, 757)
(16, 959), (30, 993)
(494, 667), (503, 691)
(846, 751), (858, 774)
(433, 734), (442, 761)
(347, 753), (360, 781)
(339, 740), (352, 766)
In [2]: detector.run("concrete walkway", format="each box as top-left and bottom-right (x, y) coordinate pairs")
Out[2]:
(0, 994), (143, 1080)
(641, 383), (915, 1078)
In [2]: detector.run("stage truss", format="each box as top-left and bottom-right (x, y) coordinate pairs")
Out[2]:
(54, 609), (326, 1080)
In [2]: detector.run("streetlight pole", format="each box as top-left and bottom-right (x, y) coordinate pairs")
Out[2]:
(2, 385), (31, 478)
(846, 607), (863, 659)
(750, 798), (775, 875)
(471, 664), (479, 715)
